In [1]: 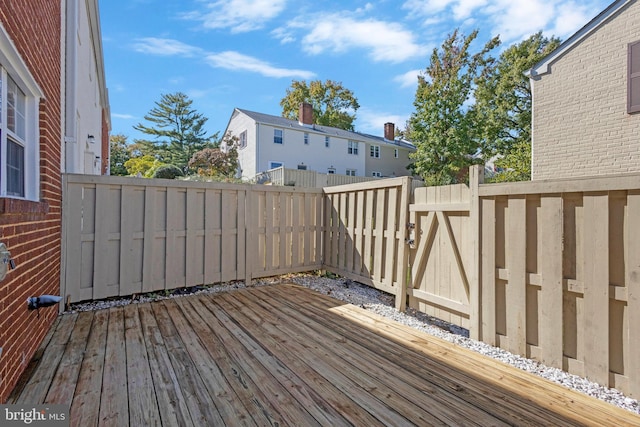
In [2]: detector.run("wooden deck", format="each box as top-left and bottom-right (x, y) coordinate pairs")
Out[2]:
(9, 284), (639, 426)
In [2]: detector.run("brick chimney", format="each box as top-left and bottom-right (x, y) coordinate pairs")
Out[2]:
(299, 102), (313, 125)
(384, 122), (395, 141)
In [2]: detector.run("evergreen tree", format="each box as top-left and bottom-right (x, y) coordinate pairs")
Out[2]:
(109, 133), (130, 176)
(133, 92), (215, 171)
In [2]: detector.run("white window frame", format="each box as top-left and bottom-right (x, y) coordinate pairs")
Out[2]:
(348, 140), (358, 155)
(370, 145), (380, 158)
(269, 161), (283, 169)
(346, 169), (356, 176)
(325, 136), (330, 147)
(0, 23), (43, 201)
(304, 132), (309, 145)
(239, 130), (247, 149)
(274, 128), (283, 144)
(394, 148), (399, 158)
(371, 171), (382, 177)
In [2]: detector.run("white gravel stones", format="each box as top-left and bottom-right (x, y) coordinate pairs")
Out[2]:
(69, 273), (639, 414)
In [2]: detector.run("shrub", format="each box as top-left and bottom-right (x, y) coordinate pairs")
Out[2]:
(152, 164), (184, 179)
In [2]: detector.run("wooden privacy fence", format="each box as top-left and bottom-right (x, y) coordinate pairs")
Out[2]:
(60, 169), (640, 397)
(61, 175), (323, 303)
(322, 177), (412, 310)
(478, 173), (640, 398)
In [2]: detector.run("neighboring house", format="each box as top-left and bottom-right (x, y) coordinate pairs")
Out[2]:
(529, 0), (640, 180)
(0, 0), (109, 403)
(223, 103), (416, 180)
(63, 0), (111, 175)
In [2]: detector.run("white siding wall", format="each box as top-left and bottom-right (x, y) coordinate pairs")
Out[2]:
(364, 143), (414, 177)
(229, 112), (258, 178)
(65, 0), (105, 175)
(257, 125), (365, 177)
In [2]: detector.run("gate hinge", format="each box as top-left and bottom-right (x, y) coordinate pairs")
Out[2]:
(407, 222), (415, 229)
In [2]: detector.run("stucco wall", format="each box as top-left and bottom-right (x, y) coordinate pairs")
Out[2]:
(532, 1), (640, 180)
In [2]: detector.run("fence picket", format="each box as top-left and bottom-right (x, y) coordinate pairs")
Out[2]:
(506, 196), (527, 356)
(539, 195), (563, 369)
(583, 192), (610, 386)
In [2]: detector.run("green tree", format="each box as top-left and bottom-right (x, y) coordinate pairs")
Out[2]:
(109, 133), (130, 176)
(473, 32), (560, 181)
(408, 29), (499, 185)
(133, 92), (215, 171)
(280, 80), (360, 131)
(124, 155), (164, 177)
(188, 134), (239, 178)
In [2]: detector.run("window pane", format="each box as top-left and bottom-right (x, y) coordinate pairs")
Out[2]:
(274, 129), (283, 144)
(7, 77), (26, 139)
(7, 138), (25, 197)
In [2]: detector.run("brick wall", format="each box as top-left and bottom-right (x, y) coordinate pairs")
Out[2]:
(0, 0), (62, 403)
(532, 1), (640, 180)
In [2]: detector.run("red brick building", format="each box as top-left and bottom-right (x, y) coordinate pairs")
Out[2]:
(0, 0), (109, 402)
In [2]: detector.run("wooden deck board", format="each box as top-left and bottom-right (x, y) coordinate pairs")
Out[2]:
(9, 284), (640, 427)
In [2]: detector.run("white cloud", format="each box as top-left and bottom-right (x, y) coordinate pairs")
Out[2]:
(112, 113), (136, 120)
(205, 51), (315, 79)
(271, 27), (296, 44)
(394, 69), (422, 89)
(301, 15), (424, 62)
(402, 0), (606, 43)
(183, 0), (287, 33)
(357, 108), (409, 135)
(131, 38), (203, 56)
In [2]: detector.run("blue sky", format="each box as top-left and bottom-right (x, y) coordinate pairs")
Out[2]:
(101, 0), (612, 142)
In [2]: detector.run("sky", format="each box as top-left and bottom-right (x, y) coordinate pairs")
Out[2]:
(100, 0), (613, 142)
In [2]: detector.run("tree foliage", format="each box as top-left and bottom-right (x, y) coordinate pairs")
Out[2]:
(124, 155), (164, 177)
(133, 92), (215, 171)
(473, 32), (560, 181)
(188, 134), (239, 178)
(408, 29), (499, 185)
(109, 133), (131, 176)
(280, 80), (360, 131)
(152, 164), (184, 180)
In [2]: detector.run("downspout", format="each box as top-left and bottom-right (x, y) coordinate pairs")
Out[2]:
(255, 122), (260, 177)
(64, 0), (78, 173)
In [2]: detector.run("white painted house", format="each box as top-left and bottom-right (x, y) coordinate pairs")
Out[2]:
(63, 0), (110, 175)
(223, 103), (416, 180)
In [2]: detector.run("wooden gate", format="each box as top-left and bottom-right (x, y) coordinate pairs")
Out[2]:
(407, 167), (482, 334)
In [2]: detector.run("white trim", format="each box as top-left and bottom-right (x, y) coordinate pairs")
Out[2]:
(528, 0), (634, 77)
(0, 23), (44, 98)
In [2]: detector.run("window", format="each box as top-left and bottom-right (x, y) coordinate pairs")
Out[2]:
(348, 140), (358, 155)
(274, 129), (283, 144)
(0, 47), (41, 200)
(629, 40), (640, 114)
(269, 161), (283, 169)
(394, 148), (399, 158)
(239, 130), (247, 148)
(297, 164), (307, 170)
(346, 169), (356, 176)
(304, 132), (309, 145)
(370, 145), (380, 158)
(327, 167), (335, 174)
(371, 171), (382, 177)
(325, 136), (330, 147)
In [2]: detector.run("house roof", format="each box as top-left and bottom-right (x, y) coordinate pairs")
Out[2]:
(232, 108), (416, 150)
(528, 0), (634, 77)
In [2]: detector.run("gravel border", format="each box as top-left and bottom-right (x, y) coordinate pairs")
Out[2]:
(69, 273), (639, 415)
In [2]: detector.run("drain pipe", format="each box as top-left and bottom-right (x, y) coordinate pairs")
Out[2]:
(27, 295), (62, 311)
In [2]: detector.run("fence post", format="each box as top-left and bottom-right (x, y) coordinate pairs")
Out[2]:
(469, 165), (484, 340)
(395, 176), (412, 311)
